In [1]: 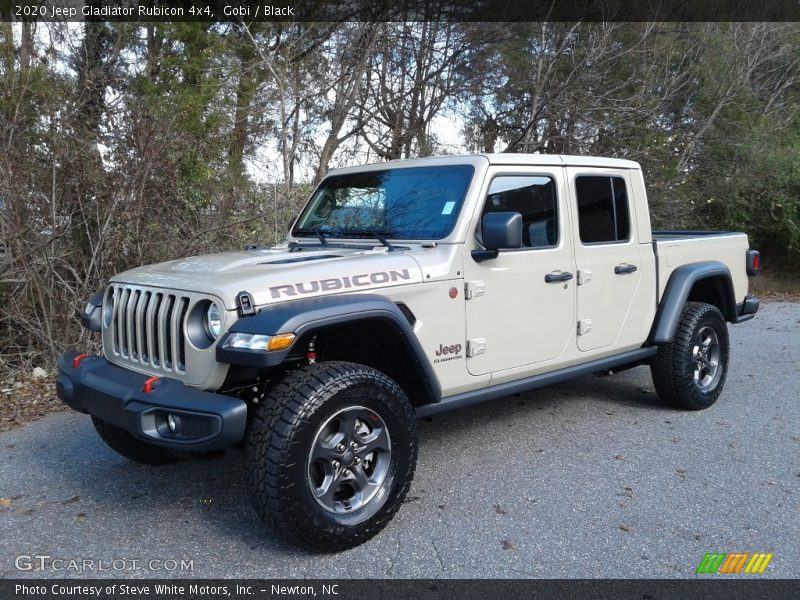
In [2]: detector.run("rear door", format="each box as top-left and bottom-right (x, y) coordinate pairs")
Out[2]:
(463, 166), (575, 376)
(567, 168), (646, 352)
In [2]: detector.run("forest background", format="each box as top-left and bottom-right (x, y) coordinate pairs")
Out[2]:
(1, 18), (798, 371)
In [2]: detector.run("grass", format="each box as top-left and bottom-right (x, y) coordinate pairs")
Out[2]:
(749, 270), (800, 302)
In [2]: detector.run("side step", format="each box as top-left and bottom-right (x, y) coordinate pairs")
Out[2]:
(415, 347), (658, 418)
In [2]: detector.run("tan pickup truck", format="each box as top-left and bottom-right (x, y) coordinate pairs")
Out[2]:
(57, 154), (760, 550)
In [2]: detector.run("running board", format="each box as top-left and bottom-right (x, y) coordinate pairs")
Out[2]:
(415, 347), (658, 418)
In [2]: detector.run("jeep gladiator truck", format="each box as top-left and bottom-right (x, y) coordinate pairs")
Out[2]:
(57, 154), (760, 550)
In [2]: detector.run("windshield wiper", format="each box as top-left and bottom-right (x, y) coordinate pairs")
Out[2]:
(295, 228), (400, 251)
(293, 227), (328, 246)
(343, 229), (397, 251)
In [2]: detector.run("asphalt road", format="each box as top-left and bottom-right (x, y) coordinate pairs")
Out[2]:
(1, 303), (798, 579)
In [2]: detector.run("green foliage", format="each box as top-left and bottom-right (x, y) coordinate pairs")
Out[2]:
(689, 122), (800, 264)
(1, 21), (799, 369)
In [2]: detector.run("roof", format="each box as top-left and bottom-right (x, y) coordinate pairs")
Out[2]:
(328, 153), (640, 176)
(479, 153), (640, 169)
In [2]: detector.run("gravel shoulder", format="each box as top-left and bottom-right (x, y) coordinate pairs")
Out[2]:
(1, 303), (798, 579)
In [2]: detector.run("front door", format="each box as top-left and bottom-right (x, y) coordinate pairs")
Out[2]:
(464, 167), (576, 376)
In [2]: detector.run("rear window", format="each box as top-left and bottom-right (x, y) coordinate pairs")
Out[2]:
(575, 176), (630, 244)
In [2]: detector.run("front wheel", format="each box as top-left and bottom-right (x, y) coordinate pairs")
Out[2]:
(246, 362), (417, 551)
(651, 301), (730, 410)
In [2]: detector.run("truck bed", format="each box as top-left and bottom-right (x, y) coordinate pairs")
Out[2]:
(652, 230), (741, 241)
(652, 230), (750, 304)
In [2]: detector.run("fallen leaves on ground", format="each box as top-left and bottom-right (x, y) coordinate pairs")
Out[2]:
(501, 539), (517, 551)
(0, 374), (66, 432)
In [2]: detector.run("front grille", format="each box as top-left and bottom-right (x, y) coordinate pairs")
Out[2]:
(107, 284), (191, 374)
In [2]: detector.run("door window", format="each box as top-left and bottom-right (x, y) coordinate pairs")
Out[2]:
(575, 176), (630, 244)
(482, 176), (558, 248)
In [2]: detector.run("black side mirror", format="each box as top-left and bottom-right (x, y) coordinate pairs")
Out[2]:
(473, 212), (522, 262)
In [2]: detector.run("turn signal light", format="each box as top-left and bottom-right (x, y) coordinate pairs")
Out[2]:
(267, 333), (296, 352)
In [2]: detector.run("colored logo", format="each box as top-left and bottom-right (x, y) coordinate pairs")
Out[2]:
(697, 552), (773, 574)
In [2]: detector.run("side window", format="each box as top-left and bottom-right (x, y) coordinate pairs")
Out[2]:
(575, 175), (630, 244)
(482, 176), (558, 248)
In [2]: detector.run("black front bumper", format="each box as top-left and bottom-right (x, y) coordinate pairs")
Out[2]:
(56, 351), (247, 452)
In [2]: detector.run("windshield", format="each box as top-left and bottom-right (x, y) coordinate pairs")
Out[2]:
(293, 165), (474, 240)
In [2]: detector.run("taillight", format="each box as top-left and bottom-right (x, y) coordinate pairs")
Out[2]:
(746, 249), (760, 276)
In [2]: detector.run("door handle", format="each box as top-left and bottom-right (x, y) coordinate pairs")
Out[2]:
(545, 271), (574, 283)
(614, 264), (638, 274)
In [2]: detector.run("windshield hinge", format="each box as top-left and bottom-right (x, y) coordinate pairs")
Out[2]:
(236, 291), (256, 317)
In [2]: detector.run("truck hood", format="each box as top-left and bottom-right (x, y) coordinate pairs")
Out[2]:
(111, 244), (424, 310)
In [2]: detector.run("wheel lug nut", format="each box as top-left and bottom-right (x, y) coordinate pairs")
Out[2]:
(351, 441), (358, 449)
(355, 457), (361, 464)
(336, 444), (345, 452)
(332, 460), (340, 469)
(343, 469), (351, 477)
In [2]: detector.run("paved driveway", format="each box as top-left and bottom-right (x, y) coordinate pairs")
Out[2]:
(1, 303), (797, 578)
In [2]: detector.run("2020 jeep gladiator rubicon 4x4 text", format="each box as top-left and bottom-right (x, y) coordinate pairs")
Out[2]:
(57, 154), (760, 550)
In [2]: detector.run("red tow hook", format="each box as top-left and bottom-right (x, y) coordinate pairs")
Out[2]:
(143, 376), (160, 394)
(72, 354), (88, 369)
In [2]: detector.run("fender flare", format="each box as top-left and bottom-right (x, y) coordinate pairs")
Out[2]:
(217, 294), (441, 403)
(649, 260), (736, 344)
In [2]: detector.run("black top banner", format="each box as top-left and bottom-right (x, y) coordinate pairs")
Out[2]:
(2, 0), (800, 23)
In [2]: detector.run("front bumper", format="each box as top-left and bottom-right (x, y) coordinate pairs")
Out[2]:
(56, 351), (247, 451)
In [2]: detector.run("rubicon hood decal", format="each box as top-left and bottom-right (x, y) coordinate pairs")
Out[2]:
(270, 269), (412, 299)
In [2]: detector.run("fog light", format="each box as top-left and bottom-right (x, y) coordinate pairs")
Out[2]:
(167, 413), (177, 432)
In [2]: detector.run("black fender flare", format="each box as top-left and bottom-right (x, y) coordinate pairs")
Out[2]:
(216, 294), (441, 403)
(649, 260), (736, 344)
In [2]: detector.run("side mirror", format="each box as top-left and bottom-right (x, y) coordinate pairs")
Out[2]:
(473, 212), (522, 262)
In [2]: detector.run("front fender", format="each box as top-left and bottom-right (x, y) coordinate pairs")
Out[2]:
(216, 294), (441, 402)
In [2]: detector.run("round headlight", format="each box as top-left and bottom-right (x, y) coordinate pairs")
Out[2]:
(205, 303), (222, 338)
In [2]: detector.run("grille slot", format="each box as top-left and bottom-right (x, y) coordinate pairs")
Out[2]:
(396, 303), (417, 327)
(106, 284), (192, 375)
(180, 416), (212, 439)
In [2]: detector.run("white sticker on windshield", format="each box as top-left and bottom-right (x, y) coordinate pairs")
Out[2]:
(442, 201), (455, 215)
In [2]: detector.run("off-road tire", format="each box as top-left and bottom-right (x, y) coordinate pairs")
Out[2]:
(651, 301), (730, 410)
(91, 415), (180, 465)
(246, 361), (417, 551)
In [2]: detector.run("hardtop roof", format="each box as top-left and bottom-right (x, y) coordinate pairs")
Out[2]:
(327, 153), (640, 176)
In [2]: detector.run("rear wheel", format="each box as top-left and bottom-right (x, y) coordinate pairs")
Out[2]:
(91, 416), (180, 465)
(246, 361), (417, 551)
(651, 302), (730, 410)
